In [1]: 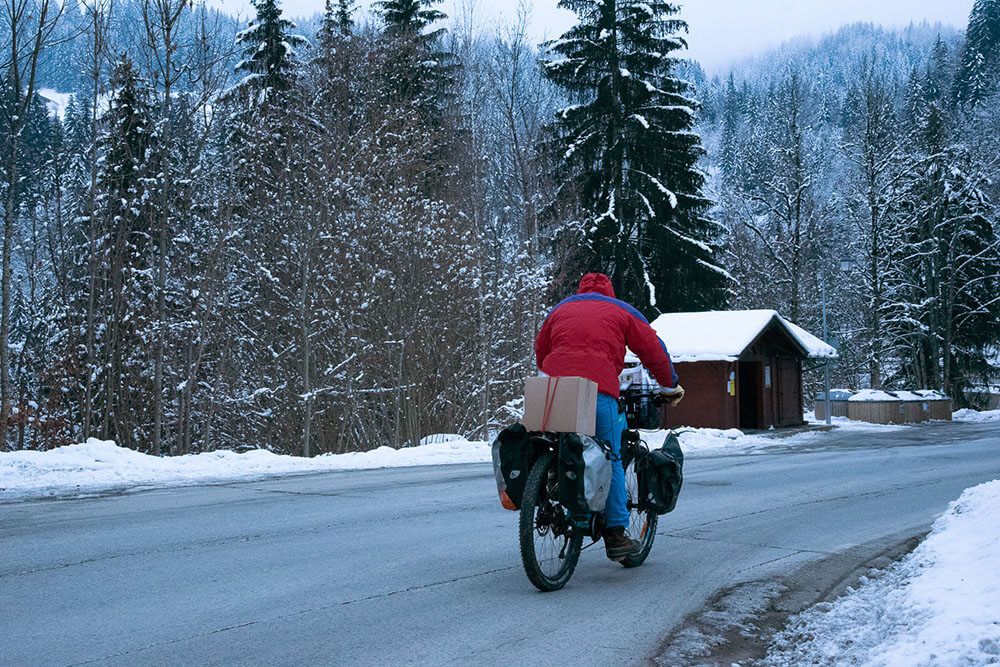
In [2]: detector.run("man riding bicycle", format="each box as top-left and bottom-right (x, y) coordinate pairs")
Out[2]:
(534, 273), (684, 561)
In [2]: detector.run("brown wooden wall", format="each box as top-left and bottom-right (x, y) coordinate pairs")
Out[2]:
(847, 399), (952, 424)
(815, 399), (849, 420)
(739, 328), (804, 428)
(661, 360), (738, 429)
(926, 399), (953, 420)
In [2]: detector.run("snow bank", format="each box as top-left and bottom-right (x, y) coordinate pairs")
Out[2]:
(640, 426), (770, 455)
(764, 479), (1000, 666)
(0, 437), (491, 501)
(953, 408), (1000, 423)
(0, 413), (917, 501)
(803, 411), (906, 432)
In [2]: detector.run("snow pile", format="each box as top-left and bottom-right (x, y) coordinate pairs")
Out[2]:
(803, 411), (905, 431)
(915, 389), (947, 399)
(640, 426), (771, 455)
(650, 309), (837, 363)
(648, 424), (836, 455)
(677, 427), (778, 454)
(0, 414), (917, 501)
(764, 479), (1000, 666)
(953, 408), (1000, 423)
(0, 437), (491, 500)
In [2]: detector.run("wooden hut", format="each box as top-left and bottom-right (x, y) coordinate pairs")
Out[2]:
(814, 389), (854, 420)
(648, 310), (837, 430)
(845, 389), (953, 424)
(915, 390), (954, 420)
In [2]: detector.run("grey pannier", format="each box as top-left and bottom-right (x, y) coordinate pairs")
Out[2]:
(558, 432), (612, 514)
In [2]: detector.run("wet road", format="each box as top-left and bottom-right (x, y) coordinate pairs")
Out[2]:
(2, 421), (997, 665)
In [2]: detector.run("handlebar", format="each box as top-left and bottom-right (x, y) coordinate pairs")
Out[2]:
(619, 388), (668, 406)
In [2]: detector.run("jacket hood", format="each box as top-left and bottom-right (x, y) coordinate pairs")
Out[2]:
(577, 273), (616, 298)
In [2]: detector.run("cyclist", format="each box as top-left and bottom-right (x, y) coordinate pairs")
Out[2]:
(534, 272), (684, 561)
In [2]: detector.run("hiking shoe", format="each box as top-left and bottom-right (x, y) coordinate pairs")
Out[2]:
(603, 526), (641, 562)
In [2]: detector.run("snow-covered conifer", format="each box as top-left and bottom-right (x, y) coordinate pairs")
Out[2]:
(954, 0), (1000, 108)
(542, 0), (725, 314)
(233, 0), (307, 103)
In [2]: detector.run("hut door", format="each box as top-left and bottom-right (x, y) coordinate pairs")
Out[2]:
(738, 361), (763, 429)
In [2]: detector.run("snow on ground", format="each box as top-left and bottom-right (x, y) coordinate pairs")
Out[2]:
(762, 478), (1000, 667)
(646, 426), (806, 455)
(953, 408), (1000, 423)
(0, 437), (491, 501)
(4, 408), (981, 501)
(803, 410), (907, 431)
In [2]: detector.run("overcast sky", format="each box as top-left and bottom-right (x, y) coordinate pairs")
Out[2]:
(216, 0), (974, 73)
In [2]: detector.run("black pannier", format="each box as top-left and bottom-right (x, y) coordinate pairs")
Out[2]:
(491, 423), (532, 510)
(637, 432), (684, 514)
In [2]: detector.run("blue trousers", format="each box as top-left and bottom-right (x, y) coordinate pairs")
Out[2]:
(596, 392), (628, 528)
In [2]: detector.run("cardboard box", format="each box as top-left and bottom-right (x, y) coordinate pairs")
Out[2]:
(522, 376), (598, 436)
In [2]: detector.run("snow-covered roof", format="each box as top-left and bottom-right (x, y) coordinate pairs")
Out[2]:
(817, 389), (855, 401)
(648, 310), (838, 363)
(849, 389), (903, 402)
(848, 389), (951, 402)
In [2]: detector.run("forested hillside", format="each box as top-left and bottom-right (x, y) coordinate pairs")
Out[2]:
(1, 0), (998, 454)
(698, 18), (1000, 395)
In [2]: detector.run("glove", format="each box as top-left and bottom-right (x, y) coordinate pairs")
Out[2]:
(659, 384), (685, 406)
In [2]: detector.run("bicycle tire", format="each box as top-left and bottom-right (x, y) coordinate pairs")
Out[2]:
(620, 444), (658, 568)
(519, 452), (583, 591)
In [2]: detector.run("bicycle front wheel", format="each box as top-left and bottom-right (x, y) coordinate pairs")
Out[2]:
(620, 451), (658, 568)
(518, 452), (584, 591)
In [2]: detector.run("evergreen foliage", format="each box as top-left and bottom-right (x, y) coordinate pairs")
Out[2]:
(3, 6), (1000, 455)
(542, 0), (726, 315)
(706, 21), (1000, 399)
(233, 0), (307, 101)
(376, 0), (457, 113)
(954, 0), (1000, 108)
(336, 0), (355, 35)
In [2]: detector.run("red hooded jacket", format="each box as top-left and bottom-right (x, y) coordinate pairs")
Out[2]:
(534, 273), (678, 398)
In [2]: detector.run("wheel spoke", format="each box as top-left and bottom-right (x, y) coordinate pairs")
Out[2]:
(621, 447), (657, 567)
(520, 451), (582, 590)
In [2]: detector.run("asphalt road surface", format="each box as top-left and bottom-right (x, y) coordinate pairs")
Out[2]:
(2, 422), (998, 666)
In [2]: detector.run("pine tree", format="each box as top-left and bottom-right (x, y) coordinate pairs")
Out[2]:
(719, 73), (741, 187)
(542, 0), (726, 314)
(377, 0), (456, 111)
(954, 0), (1000, 108)
(317, 0), (339, 51)
(896, 113), (1000, 399)
(233, 0), (307, 103)
(336, 0), (355, 36)
(379, 0), (445, 38)
(841, 66), (907, 389)
(924, 35), (953, 106)
(89, 55), (159, 447)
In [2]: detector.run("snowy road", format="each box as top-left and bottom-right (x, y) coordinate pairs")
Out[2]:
(2, 422), (998, 666)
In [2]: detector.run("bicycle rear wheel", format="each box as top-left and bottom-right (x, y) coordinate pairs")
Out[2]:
(519, 452), (583, 591)
(620, 446), (658, 568)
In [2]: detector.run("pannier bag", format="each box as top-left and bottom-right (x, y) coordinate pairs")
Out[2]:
(558, 433), (612, 514)
(492, 423), (532, 510)
(637, 433), (684, 514)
